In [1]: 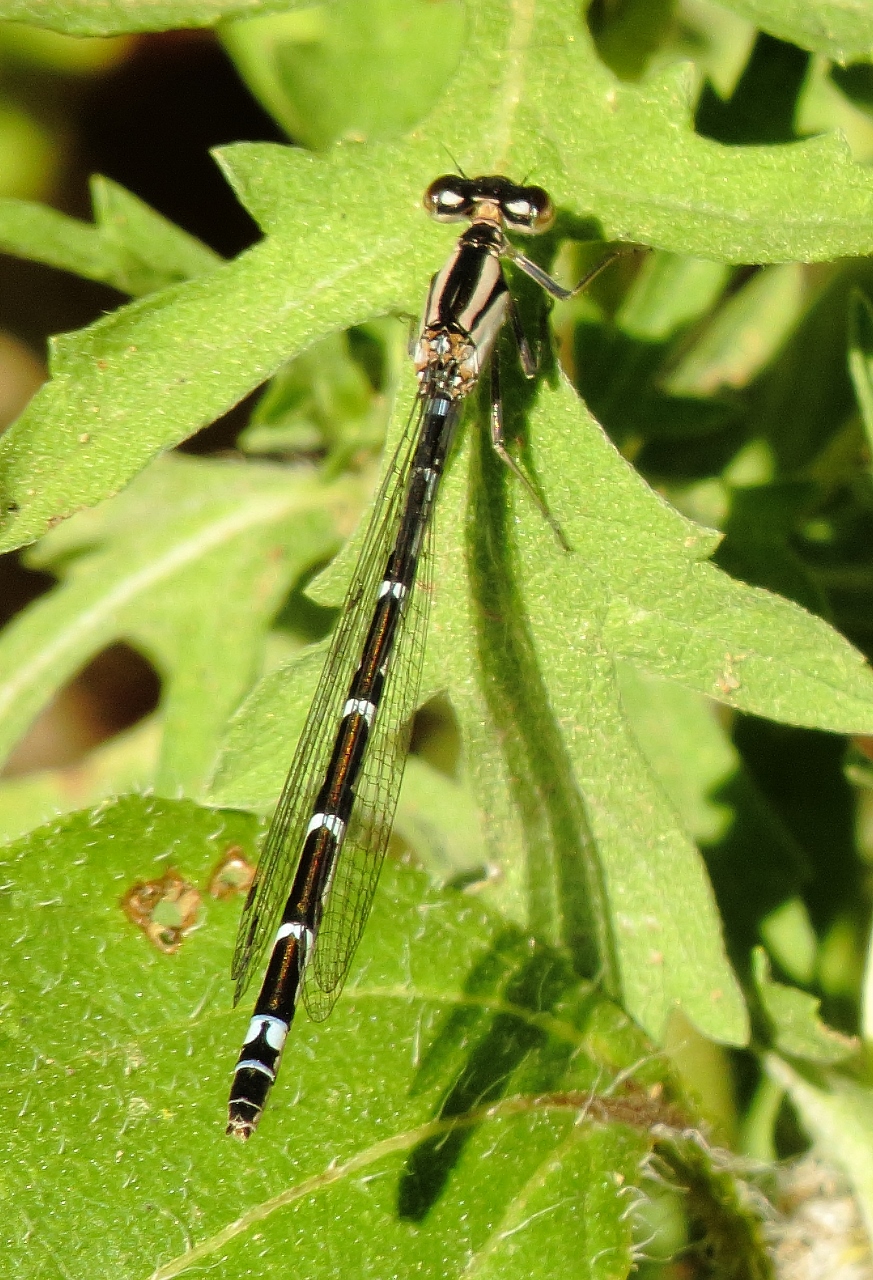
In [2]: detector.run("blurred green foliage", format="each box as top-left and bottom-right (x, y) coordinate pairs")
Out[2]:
(2, 1), (873, 1277)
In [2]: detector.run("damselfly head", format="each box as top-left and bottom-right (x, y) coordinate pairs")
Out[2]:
(424, 174), (555, 235)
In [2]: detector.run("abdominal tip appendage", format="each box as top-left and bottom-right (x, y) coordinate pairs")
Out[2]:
(226, 1100), (261, 1141)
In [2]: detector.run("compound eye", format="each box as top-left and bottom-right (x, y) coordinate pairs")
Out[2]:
(502, 185), (555, 234)
(424, 175), (473, 222)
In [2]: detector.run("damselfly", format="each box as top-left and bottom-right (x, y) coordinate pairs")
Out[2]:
(227, 174), (624, 1139)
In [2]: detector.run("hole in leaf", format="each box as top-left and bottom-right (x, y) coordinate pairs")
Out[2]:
(120, 867), (201, 954)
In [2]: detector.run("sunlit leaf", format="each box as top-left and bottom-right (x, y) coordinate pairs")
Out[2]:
(753, 948), (858, 1065)
(0, 174), (220, 296)
(718, 0), (873, 63)
(7, 0), (873, 549)
(0, 794), (658, 1280)
(0, 0), (303, 37)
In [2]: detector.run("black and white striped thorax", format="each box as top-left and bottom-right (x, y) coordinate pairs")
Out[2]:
(227, 172), (606, 1141)
(414, 222), (510, 399)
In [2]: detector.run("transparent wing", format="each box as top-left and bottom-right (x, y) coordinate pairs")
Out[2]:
(231, 396), (427, 1003)
(303, 498), (437, 1019)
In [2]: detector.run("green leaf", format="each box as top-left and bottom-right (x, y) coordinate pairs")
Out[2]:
(759, 897), (818, 987)
(12, 0), (873, 1067)
(614, 666), (810, 969)
(213, 366), (873, 1050)
(221, 0), (465, 150)
(0, 794), (659, 1279)
(239, 322), (402, 468)
(753, 948), (858, 1065)
(848, 287), (873, 456)
(718, 0), (873, 63)
(0, 454), (361, 793)
(0, 0), (305, 37)
(392, 756), (489, 883)
(521, 379), (873, 735)
(613, 666), (737, 847)
(616, 251), (731, 346)
(665, 263), (807, 397)
(716, 482), (830, 618)
(0, 20), (131, 70)
(8, 0), (873, 550)
(767, 1055), (873, 1247)
(213, 371), (748, 1048)
(0, 174), (221, 295)
(214, 359), (873, 1050)
(210, 640), (332, 806)
(0, 718), (158, 845)
(745, 260), (873, 473)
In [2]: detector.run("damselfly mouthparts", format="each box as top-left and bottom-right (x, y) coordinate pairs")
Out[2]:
(226, 174), (624, 1139)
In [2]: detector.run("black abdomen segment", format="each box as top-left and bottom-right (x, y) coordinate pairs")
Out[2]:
(226, 395), (456, 1139)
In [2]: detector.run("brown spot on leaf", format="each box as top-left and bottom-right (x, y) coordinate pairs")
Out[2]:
(207, 845), (256, 900)
(120, 867), (201, 953)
